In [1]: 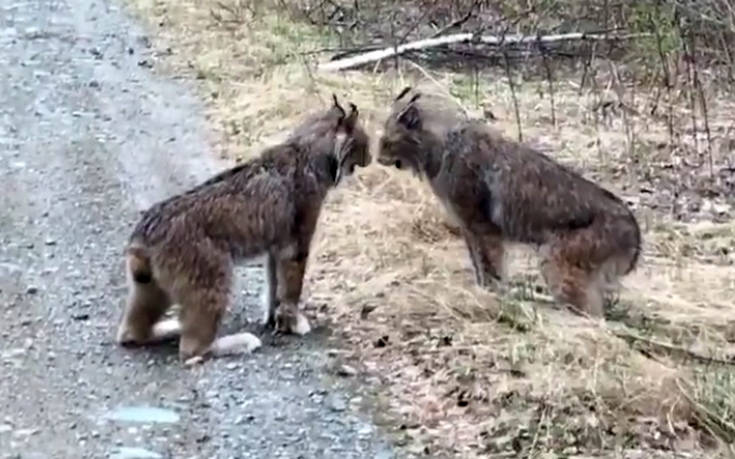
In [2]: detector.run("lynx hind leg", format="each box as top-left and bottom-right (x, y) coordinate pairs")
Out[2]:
(177, 287), (228, 362)
(116, 270), (172, 346)
(539, 249), (604, 318)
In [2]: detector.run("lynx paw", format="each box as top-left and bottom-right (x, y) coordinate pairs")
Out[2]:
(292, 312), (311, 335)
(183, 355), (205, 367)
(275, 308), (311, 336)
(151, 318), (182, 341)
(209, 332), (262, 356)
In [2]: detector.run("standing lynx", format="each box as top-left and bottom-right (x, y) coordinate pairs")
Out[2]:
(377, 87), (641, 317)
(116, 96), (371, 362)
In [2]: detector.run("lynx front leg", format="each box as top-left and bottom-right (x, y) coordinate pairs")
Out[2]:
(274, 248), (311, 336)
(479, 231), (506, 283)
(116, 272), (172, 346)
(463, 229), (504, 288)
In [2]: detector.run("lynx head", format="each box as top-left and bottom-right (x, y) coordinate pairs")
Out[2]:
(377, 87), (431, 175)
(289, 94), (371, 185)
(330, 95), (371, 185)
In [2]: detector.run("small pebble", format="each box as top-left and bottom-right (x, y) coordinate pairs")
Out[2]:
(337, 364), (357, 377)
(327, 396), (347, 413)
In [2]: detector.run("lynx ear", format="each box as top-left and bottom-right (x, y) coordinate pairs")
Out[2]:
(397, 103), (421, 130)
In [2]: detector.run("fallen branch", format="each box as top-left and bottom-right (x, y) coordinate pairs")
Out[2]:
(319, 31), (649, 72)
(614, 330), (735, 366)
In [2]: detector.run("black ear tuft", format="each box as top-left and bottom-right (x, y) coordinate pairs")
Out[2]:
(341, 102), (358, 131)
(395, 86), (412, 101)
(332, 94), (346, 118)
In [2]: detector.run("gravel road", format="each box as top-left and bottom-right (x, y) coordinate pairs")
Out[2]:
(0, 1), (394, 458)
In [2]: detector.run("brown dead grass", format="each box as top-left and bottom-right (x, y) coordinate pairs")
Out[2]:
(123, 1), (735, 457)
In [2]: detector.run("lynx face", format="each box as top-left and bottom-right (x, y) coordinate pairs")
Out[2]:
(333, 100), (371, 184)
(377, 88), (426, 175)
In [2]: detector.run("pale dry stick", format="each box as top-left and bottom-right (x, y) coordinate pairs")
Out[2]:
(527, 405), (548, 457)
(319, 32), (651, 72)
(612, 330), (735, 366)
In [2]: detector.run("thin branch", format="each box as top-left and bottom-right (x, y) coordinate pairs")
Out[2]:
(503, 49), (523, 143)
(539, 40), (557, 127)
(682, 26), (700, 157)
(430, 0), (480, 39)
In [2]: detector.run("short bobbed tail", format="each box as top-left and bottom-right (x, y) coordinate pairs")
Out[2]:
(126, 244), (153, 284)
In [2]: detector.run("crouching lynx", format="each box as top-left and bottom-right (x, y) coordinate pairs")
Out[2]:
(377, 87), (640, 317)
(116, 95), (371, 362)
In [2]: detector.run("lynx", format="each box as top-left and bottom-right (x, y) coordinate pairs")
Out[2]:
(116, 95), (371, 362)
(377, 87), (641, 317)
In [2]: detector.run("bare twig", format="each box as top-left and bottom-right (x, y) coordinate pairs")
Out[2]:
(689, 30), (715, 177)
(503, 49), (523, 142)
(651, 4), (675, 144)
(608, 60), (636, 157)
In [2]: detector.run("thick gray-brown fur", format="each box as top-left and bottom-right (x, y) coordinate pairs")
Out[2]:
(116, 95), (371, 361)
(377, 87), (641, 317)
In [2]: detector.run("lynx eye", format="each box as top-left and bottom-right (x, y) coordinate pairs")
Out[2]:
(394, 159), (402, 169)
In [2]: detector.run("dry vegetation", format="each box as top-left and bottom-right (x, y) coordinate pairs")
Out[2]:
(123, 0), (734, 456)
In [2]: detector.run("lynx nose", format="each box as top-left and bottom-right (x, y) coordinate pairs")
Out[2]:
(362, 151), (372, 167)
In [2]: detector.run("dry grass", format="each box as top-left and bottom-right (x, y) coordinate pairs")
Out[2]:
(123, 1), (735, 456)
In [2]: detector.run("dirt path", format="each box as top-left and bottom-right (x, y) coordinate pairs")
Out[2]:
(0, 1), (393, 458)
